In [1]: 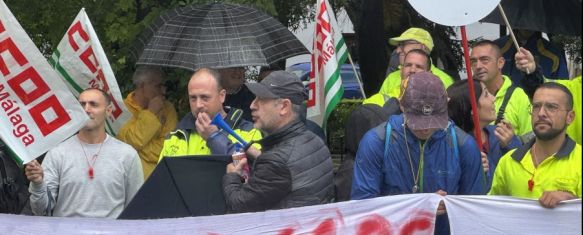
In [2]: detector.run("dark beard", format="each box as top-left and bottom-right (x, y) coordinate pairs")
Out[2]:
(534, 125), (566, 141)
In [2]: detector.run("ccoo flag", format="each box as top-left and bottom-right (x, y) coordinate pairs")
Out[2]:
(307, 0), (348, 128)
(49, 8), (131, 136)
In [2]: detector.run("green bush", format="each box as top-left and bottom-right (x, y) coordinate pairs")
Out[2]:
(325, 99), (362, 154)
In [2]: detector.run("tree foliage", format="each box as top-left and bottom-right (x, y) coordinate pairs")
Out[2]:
(4, 0), (313, 97)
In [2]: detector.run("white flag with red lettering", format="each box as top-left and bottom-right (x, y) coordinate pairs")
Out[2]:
(0, 0), (88, 163)
(49, 8), (130, 135)
(307, 0), (348, 128)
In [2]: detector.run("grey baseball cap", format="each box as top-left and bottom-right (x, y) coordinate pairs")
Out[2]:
(246, 71), (308, 105)
(401, 71), (449, 130)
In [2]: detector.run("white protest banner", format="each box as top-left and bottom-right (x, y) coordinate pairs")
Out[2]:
(0, 195), (580, 234)
(445, 196), (582, 234)
(0, 0), (88, 164)
(0, 194), (441, 234)
(49, 8), (130, 135)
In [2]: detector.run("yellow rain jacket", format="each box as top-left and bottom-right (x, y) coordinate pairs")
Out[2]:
(159, 108), (261, 159)
(378, 65), (454, 99)
(556, 76), (582, 145)
(493, 76), (533, 136)
(117, 92), (177, 179)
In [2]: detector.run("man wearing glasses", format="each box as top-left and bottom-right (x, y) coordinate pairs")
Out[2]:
(489, 82), (581, 208)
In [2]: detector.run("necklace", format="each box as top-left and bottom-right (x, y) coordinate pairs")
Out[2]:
(404, 127), (422, 193)
(79, 136), (106, 180)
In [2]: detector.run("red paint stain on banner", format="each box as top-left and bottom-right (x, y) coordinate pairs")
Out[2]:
(278, 228), (295, 235)
(312, 218), (336, 235)
(357, 214), (392, 235)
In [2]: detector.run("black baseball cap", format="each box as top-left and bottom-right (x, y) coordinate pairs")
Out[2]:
(246, 71), (308, 105)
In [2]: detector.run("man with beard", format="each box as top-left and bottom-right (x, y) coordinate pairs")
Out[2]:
(222, 71), (333, 213)
(489, 83), (581, 208)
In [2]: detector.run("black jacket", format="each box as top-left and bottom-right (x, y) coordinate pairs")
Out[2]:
(223, 120), (333, 213)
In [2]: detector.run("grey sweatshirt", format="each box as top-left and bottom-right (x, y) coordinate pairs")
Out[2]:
(29, 135), (144, 218)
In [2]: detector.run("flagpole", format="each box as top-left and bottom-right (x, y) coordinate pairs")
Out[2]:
(460, 25), (483, 154)
(346, 53), (367, 99)
(497, 4), (528, 73)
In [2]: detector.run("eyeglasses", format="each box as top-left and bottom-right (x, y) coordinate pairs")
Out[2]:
(529, 102), (570, 115)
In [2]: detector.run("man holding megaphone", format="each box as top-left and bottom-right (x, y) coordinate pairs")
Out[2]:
(222, 71), (334, 213)
(159, 68), (262, 159)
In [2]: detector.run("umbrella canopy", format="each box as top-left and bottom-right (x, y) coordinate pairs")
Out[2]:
(133, 2), (309, 71)
(481, 0), (582, 36)
(118, 155), (230, 219)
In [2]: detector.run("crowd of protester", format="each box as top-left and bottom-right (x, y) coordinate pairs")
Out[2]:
(1, 26), (581, 235)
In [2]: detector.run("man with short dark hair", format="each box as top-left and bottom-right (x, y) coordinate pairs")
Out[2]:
(223, 71), (333, 213)
(470, 40), (533, 137)
(26, 88), (144, 218)
(118, 66), (177, 179)
(489, 83), (581, 208)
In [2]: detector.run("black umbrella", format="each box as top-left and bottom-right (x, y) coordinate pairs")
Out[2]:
(481, 0), (582, 36)
(133, 2), (309, 71)
(118, 155), (231, 219)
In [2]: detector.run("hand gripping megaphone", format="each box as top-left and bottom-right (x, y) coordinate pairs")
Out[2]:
(211, 113), (248, 147)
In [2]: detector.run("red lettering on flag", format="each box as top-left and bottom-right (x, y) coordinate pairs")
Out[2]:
(29, 95), (71, 136)
(67, 21), (89, 51)
(7, 67), (50, 105)
(0, 38), (28, 76)
(80, 47), (99, 73)
(307, 81), (316, 107)
(313, 1), (334, 74)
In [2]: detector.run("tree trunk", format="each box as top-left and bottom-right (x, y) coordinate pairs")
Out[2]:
(357, 0), (388, 96)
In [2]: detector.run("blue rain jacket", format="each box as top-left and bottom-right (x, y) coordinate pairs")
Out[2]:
(351, 114), (485, 235)
(352, 114), (485, 198)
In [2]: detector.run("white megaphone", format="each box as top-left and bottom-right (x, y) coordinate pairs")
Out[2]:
(211, 113), (248, 147)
